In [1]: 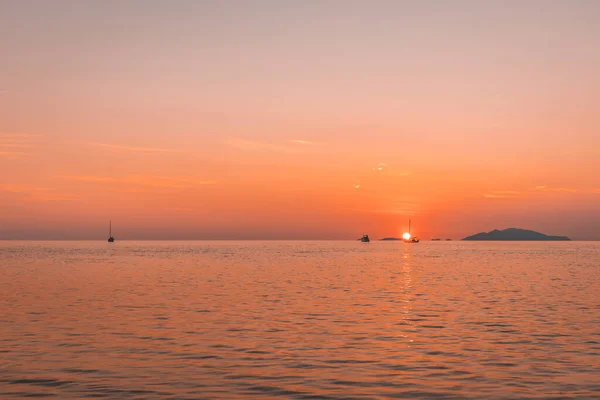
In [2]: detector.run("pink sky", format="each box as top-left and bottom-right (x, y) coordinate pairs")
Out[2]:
(1, 1), (599, 239)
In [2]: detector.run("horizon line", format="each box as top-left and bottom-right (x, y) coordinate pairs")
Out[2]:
(0, 238), (597, 242)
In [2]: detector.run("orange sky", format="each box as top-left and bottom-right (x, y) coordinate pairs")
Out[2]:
(1, 1), (599, 239)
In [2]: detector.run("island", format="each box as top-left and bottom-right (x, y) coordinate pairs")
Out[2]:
(462, 228), (571, 241)
(379, 237), (401, 241)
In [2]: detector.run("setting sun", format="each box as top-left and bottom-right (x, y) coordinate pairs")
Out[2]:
(402, 232), (411, 240)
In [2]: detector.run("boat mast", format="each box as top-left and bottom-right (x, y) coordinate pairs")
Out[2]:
(109, 220), (112, 237)
(409, 218), (411, 235)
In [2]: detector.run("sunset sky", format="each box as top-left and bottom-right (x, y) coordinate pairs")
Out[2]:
(1, 0), (599, 240)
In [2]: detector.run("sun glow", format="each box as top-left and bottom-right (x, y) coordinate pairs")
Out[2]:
(402, 232), (411, 240)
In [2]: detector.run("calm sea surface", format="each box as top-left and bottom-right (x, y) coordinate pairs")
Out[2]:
(0, 241), (599, 399)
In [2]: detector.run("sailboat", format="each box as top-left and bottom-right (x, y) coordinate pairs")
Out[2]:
(108, 220), (115, 243)
(403, 219), (420, 243)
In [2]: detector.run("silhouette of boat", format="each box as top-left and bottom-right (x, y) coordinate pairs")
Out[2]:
(432, 238), (441, 241)
(403, 219), (420, 243)
(359, 234), (370, 242)
(108, 220), (115, 243)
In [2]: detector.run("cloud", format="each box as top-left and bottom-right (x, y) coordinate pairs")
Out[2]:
(31, 193), (80, 202)
(57, 175), (217, 189)
(0, 133), (41, 156)
(369, 209), (419, 215)
(125, 176), (217, 188)
(0, 133), (41, 136)
(487, 186), (593, 199)
(483, 190), (523, 199)
(386, 171), (412, 177)
(0, 133), (43, 140)
(347, 207), (420, 215)
(57, 175), (116, 183)
(534, 186), (578, 193)
(225, 138), (289, 152)
(88, 142), (185, 153)
(227, 138), (325, 152)
(0, 185), (54, 193)
(0, 143), (35, 148)
(289, 139), (323, 146)
(0, 185), (77, 202)
(553, 188), (578, 193)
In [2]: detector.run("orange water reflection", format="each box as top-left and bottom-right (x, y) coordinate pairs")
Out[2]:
(1, 241), (599, 398)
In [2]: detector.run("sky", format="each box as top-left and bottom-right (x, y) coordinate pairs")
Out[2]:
(1, 0), (599, 240)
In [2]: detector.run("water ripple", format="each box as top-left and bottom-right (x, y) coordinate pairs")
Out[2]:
(0, 240), (599, 399)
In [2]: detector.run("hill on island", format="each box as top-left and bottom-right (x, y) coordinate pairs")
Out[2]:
(462, 228), (571, 241)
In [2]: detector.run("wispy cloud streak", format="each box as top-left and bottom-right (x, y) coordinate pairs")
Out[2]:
(483, 190), (523, 199)
(57, 175), (217, 189)
(0, 143), (35, 148)
(0, 185), (78, 201)
(0, 133), (41, 156)
(0, 185), (54, 193)
(225, 138), (289, 152)
(485, 186), (595, 199)
(89, 143), (186, 153)
(289, 139), (324, 146)
(0, 133), (42, 137)
(535, 186), (578, 193)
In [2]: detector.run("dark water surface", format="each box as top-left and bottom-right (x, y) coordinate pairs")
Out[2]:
(1, 241), (599, 399)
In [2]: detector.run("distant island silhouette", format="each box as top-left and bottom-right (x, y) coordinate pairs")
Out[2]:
(462, 228), (571, 241)
(379, 237), (401, 241)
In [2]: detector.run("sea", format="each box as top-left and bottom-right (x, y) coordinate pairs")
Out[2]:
(0, 241), (598, 399)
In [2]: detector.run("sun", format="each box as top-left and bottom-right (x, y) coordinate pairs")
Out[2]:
(402, 232), (411, 240)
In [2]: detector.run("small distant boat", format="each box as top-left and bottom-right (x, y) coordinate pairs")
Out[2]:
(108, 220), (115, 243)
(403, 219), (420, 243)
(359, 234), (370, 242)
(432, 238), (441, 241)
